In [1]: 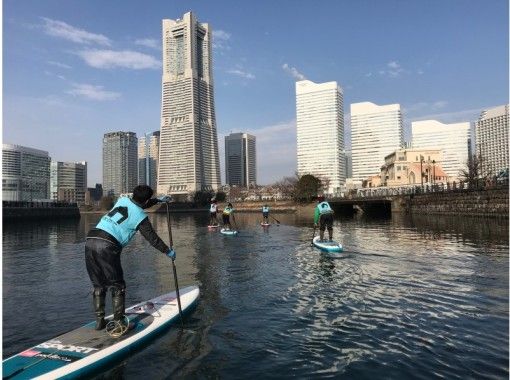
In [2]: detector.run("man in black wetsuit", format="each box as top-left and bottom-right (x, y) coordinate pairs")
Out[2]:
(85, 185), (175, 334)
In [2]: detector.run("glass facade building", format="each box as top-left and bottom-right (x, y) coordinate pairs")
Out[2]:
(2, 144), (51, 201)
(138, 131), (160, 190)
(50, 161), (87, 205)
(103, 131), (138, 196)
(225, 133), (257, 188)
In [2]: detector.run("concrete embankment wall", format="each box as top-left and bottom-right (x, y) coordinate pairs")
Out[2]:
(394, 187), (508, 217)
(3, 207), (80, 220)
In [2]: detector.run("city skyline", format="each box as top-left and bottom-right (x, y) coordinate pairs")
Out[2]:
(3, 0), (508, 186)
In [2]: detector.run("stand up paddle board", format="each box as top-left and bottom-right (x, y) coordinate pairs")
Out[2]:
(260, 223), (270, 227)
(220, 228), (238, 235)
(3, 286), (199, 380)
(312, 236), (343, 253)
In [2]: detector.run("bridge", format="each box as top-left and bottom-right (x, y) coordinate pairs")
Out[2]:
(327, 179), (509, 216)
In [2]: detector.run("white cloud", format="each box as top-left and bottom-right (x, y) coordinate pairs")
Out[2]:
(212, 30), (231, 50)
(386, 61), (403, 77)
(134, 38), (160, 50)
(44, 71), (66, 80)
(41, 17), (111, 46)
(47, 60), (72, 69)
(76, 49), (160, 69)
(226, 69), (255, 80)
(365, 72), (373, 77)
(66, 83), (121, 101)
(282, 63), (306, 81)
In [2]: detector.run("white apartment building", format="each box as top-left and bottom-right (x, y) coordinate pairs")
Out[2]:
(138, 131), (160, 190)
(412, 120), (470, 180)
(296, 80), (345, 194)
(475, 105), (509, 176)
(350, 102), (404, 182)
(157, 12), (221, 195)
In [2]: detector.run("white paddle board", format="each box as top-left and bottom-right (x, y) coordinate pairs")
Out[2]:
(220, 228), (238, 235)
(312, 236), (343, 253)
(3, 286), (199, 380)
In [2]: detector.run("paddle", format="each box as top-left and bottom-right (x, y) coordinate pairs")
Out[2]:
(270, 215), (280, 225)
(165, 202), (184, 327)
(310, 224), (317, 246)
(232, 213), (239, 232)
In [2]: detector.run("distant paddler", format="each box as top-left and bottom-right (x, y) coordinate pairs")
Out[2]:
(262, 204), (270, 225)
(222, 202), (235, 230)
(314, 195), (334, 242)
(209, 199), (219, 227)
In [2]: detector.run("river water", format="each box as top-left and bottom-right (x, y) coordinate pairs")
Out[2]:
(3, 212), (509, 379)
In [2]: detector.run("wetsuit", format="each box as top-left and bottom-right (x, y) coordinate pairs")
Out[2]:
(85, 197), (169, 294)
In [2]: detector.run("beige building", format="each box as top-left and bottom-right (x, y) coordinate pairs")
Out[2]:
(363, 148), (448, 188)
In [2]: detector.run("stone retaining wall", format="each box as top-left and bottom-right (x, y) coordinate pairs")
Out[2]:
(398, 187), (508, 217)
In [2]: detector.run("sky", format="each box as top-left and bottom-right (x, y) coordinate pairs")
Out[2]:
(3, 0), (509, 186)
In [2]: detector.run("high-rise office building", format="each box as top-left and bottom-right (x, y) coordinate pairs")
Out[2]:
(103, 132), (138, 196)
(50, 161), (87, 205)
(138, 131), (160, 190)
(475, 105), (509, 176)
(296, 80), (345, 194)
(157, 12), (221, 195)
(2, 144), (51, 201)
(412, 120), (471, 180)
(344, 150), (352, 179)
(350, 102), (403, 182)
(225, 133), (257, 188)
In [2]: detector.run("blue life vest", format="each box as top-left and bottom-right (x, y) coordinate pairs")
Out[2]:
(223, 207), (233, 215)
(262, 206), (269, 213)
(318, 201), (333, 214)
(96, 197), (147, 247)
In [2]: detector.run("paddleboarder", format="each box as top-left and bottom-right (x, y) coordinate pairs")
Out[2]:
(209, 199), (219, 226)
(222, 202), (235, 230)
(262, 204), (270, 224)
(314, 195), (334, 242)
(85, 185), (176, 334)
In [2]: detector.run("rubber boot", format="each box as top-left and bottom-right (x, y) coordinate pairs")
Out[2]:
(112, 287), (126, 323)
(93, 288), (106, 330)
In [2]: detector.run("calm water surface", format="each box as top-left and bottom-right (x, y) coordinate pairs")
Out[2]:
(3, 212), (509, 379)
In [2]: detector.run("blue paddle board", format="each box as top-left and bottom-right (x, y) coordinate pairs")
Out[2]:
(3, 286), (199, 379)
(312, 236), (343, 253)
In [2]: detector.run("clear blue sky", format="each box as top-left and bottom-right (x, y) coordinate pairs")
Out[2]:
(3, 0), (508, 186)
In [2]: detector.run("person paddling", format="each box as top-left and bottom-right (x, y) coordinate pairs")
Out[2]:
(262, 204), (270, 224)
(222, 203), (235, 230)
(209, 199), (219, 226)
(314, 195), (334, 242)
(85, 185), (175, 335)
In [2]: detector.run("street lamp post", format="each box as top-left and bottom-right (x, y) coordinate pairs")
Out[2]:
(420, 155), (424, 187)
(432, 160), (436, 184)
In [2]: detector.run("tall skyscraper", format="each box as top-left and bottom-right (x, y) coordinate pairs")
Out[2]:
(475, 105), (509, 176)
(138, 131), (160, 190)
(103, 132), (138, 196)
(412, 120), (471, 180)
(50, 161), (87, 205)
(157, 12), (221, 195)
(350, 102), (403, 182)
(225, 133), (257, 188)
(296, 80), (345, 194)
(2, 143), (51, 201)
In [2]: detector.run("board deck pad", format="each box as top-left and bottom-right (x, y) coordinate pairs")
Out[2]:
(3, 286), (199, 380)
(312, 236), (343, 252)
(260, 223), (270, 226)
